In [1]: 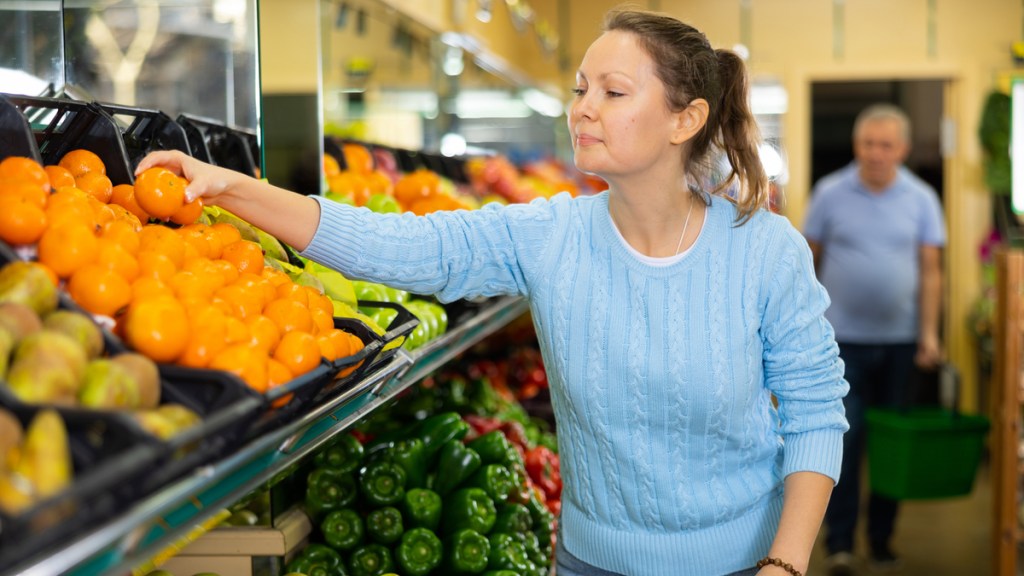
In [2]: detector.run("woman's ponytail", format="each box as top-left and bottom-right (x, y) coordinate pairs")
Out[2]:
(712, 49), (769, 222)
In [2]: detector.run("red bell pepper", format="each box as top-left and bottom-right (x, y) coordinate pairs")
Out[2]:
(524, 446), (561, 500)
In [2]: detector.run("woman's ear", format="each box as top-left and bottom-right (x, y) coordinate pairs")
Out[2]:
(671, 98), (709, 144)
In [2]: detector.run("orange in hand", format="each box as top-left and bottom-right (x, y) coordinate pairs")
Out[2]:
(110, 183), (150, 222)
(134, 167), (186, 220)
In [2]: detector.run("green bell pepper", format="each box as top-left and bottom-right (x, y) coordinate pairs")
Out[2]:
(510, 529), (548, 568)
(524, 490), (555, 541)
(321, 508), (364, 552)
(396, 527), (443, 576)
(414, 412), (470, 463)
(487, 533), (534, 573)
(306, 468), (358, 521)
(402, 487), (442, 531)
(359, 459), (407, 507)
(466, 430), (512, 465)
(315, 433), (365, 475)
(480, 572), (520, 576)
(383, 437), (428, 489)
(366, 506), (404, 545)
(286, 543), (347, 576)
(442, 487), (497, 535)
(434, 439), (482, 496)
(443, 528), (491, 575)
(465, 464), (513, 504)
(347, 543), (394, 576)
(493, 502), (533, 534)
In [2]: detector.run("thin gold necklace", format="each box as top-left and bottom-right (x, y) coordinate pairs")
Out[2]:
(674, 198), (695, 255)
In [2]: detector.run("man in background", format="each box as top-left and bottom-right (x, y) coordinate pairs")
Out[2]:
(803, 103), (946, 576)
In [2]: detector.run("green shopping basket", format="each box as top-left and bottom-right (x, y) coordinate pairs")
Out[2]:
(865, 364), (990, 500)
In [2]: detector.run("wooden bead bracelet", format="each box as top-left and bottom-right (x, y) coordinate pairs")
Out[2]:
(755, 556), (802, 576)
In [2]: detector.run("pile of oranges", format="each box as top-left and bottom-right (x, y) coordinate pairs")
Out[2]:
(0, 152), (364, 398)
(323, 143), (472, 214)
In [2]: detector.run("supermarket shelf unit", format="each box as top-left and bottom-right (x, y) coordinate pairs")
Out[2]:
(5, 296), (530, 576)
(993, 249), (1024, 576)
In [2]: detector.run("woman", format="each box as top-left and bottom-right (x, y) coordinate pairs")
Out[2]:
(138, 10), (847, 576)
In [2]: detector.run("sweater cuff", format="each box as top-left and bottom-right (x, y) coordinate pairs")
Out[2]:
(783, 429), (844, 484)
(300, 195), (366, 271)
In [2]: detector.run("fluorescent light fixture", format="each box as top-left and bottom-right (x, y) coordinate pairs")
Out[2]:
(758, 143), (788, 183)
(440, 132), (467, 157)
(1013, 81), (1024, 213)
(0, 68), (49, 96)
(453, 90), (532, 119)
(521, 88), (564, 118)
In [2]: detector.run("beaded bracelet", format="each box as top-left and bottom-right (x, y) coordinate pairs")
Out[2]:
(755, 556), (803, 576)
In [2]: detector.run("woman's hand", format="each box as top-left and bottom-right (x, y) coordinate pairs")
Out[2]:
(135, 150), (250, 205)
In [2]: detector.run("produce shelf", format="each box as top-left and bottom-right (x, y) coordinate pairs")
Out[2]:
(2, 295), (528, 576)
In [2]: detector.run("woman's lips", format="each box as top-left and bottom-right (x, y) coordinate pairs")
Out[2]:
(575, 134), (601, 146)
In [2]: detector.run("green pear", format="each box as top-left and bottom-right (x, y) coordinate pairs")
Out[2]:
(254, 227), (289, 263)
(111, 352), (161, 409)
(6, 353), (80, 404)
(365, 193), (401, 214)
(0, 326), (14, 380)
(292, 270), (325, 293)
(131, 411), (177, 440)
(208, 208), (260, 242)
(0, 408), (23, 473)
(79, 359), (141, 409)
(353, 281), (389, 303)
(14, 330), (88, 383)
(0, 261), (58, 316)
(0, 301), (43, 341)
(307, 261), (358, 308)
(13, 408), (72, 498)
(0, 473), (35, 514)
(43, 310), (104, 360)
(156, 403), (201, 432)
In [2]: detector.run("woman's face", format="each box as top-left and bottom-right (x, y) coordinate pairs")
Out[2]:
(568, 30), (682, 182)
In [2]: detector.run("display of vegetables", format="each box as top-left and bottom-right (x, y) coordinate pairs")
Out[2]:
(290, 410), (557, 576)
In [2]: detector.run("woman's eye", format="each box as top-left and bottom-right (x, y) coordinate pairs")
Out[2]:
(606, 91), (624, 98)
(571, 87), (586, 96)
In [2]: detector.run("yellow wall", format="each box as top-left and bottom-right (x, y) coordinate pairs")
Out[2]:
(259, 0), (321, 93)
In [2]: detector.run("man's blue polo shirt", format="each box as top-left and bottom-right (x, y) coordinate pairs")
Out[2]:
(803, 164), (946, 343)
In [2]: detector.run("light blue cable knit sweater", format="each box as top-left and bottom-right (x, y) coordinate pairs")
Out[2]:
(301, 191), (849, 576)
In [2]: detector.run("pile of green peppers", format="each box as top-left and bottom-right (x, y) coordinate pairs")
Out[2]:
(288, 412), (556, 576)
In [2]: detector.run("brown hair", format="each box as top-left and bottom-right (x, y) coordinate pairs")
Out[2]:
(604, 9), (769, 222)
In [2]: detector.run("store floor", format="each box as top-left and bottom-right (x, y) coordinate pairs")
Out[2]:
(806, 461), (993, 575)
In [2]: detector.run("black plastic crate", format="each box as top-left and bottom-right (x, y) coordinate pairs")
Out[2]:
(0, 400), (160, 571)
(245, 359), (338, 437)
(93, 102), (192, 170)
(354, 300), (419, 370)
(1, 93), (135, 185)
(176, 113), (259, 177)
(0, 94), (43, 163)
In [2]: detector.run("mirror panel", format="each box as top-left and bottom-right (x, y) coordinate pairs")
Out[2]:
(60, 0), (259, 131)
(0, 1), (65, 95)
(321, 0), (564, 161)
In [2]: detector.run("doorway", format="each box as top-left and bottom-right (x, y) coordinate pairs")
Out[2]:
(809, 79), (947, 405)
(810, 79), (945, 198)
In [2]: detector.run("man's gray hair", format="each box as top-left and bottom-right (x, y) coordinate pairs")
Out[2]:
(853, 103), (911, 142)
